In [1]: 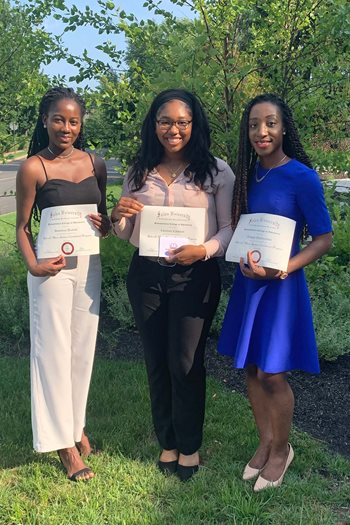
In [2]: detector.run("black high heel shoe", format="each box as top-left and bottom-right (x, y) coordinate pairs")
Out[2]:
(176, 463), (199, 482)
(157, 458), (178, 475)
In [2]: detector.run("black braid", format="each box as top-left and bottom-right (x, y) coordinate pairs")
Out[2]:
(128, 88), (218, 191)
(28, 87), (87, 221)
(27, 86), (86, 157)
(232, 93), (312, 230)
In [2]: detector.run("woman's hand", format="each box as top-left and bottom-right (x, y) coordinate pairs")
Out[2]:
(89, 212), (111, 237)
(166, 244), (206, 266)
(111, 197), (144, 222)
(239, 251), (281, 280)
(29, 255), (66, 277)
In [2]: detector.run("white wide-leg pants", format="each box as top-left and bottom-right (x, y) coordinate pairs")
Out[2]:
(28, 255), (101, 453)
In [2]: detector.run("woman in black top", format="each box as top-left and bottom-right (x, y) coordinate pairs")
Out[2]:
(16, 87), (110, 481)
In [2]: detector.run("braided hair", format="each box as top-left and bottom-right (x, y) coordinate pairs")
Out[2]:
(27, 86), (86, 157)
(232, 93), (312, 230)
(129, 88), (218, 190)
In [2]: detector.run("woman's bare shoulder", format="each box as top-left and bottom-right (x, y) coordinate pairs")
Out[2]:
(17, 155), (44, 181)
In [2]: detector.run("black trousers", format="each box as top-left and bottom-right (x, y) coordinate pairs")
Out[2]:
(127, 252), (221, 455)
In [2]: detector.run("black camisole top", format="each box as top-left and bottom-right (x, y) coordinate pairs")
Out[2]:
(35, 152), (101, 212)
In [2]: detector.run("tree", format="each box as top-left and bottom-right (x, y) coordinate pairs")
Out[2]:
(0, 0), (65, 154)
(54, 0), (350, 167)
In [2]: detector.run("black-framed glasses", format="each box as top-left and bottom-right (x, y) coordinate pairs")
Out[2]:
(156, 119), (192, 131)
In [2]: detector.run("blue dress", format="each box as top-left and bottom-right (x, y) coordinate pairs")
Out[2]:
(218, 159), (332, 373)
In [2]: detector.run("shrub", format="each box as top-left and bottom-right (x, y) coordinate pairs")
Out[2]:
(0, 249), (29, 350)
(210, 287), (230, 337)
(308, 148), (350, 177)
(307, 267), (350, 361)
(102, 277), (135, 333)
(100, 234), (135, 287)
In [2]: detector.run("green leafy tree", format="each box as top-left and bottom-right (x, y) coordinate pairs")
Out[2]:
(0, 0), (65, 154)
(54, 0), (350, 167)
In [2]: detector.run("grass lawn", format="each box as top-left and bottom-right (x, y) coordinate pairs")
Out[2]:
(0, 213), (16, 252)
(0, 357), (349, 525)
(2, 150), (27, 162)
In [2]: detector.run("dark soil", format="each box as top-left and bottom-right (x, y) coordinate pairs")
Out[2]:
(100, 259), (350, 459)
(102, 330), (350, 459)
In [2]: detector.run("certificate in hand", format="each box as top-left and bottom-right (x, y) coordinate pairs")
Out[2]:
(36, 204), (100, 258)
(139, 205), (207, 257)
(225, 213), (296, 271)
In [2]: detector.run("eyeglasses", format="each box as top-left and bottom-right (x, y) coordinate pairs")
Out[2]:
(156, 119), (192, 131)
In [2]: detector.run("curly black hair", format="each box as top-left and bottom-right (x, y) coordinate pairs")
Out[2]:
(129, 88), (218, 190)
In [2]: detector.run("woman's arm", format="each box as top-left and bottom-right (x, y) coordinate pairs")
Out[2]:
(287, 233), (332, 273)
(168, 161), (235, 265)
(16, 158), (66, 276)
(202, 161), (235, 258)
(110, 171), (143, 240)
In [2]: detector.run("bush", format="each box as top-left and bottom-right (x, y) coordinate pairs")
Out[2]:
(211, 288), (230, 337)
(308, 148), (350, 177)
(308, 267), (350, 361)
(102, 277), (135, 333)
(0, 249), (29, 350)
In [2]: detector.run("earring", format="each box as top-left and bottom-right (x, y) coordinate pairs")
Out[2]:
(283, 131), (286, 135)
(43, 124), (47, 128)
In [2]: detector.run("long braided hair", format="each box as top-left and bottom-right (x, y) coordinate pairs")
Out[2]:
(27, 86), (86, 158)
(232, 93), (312, 230)
(129, 88), (218, 190)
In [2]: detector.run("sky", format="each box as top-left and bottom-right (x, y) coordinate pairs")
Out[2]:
(43, 0), (194, 88)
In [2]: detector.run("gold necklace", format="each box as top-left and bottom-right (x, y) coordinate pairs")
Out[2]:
(255, 154), (287, 183)
(48, 146), (75, 159)
(163, 162), (187, 179)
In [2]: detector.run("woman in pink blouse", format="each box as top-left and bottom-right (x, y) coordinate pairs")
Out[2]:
(111, 89), (234, 481)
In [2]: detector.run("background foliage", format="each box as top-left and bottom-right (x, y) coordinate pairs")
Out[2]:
(1, 0), (349, 169)
(0, 1), (349, 360)
(2, 185), (349, 361)
(49, 0), (350, 169)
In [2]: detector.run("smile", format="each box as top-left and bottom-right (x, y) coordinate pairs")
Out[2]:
(255, 141), (271, 148)
(166, 138), (182, 145)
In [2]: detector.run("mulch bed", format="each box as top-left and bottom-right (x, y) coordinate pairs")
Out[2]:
(104, 330), (350, 459)
(99, 259), (350, 459)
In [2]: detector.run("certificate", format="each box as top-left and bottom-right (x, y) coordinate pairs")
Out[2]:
(139, 205), (207, 257)
(225, 213), (296, 271)
(36, 204), (100, 258)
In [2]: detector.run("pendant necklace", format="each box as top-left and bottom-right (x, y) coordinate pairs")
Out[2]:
(163, 162), (187, 180)
(48, 146), (75, 159)
(255, 154), (287, 183)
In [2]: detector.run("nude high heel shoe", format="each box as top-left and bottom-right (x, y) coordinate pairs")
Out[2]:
(253, 443), (294, 492)
(242, 462), (264, 481)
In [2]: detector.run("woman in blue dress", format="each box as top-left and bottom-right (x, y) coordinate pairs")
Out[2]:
(218, 94), (332, 491)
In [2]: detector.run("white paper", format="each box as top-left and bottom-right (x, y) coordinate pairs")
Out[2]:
(225, 213), (296, 271)
(139, 205), (207, 257)
(36, 204), (100, 258)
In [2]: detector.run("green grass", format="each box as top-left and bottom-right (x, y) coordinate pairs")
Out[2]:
(0, 357), (349, 525)
(1, 149), (27, 162)
(0, 213), (16, 253)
